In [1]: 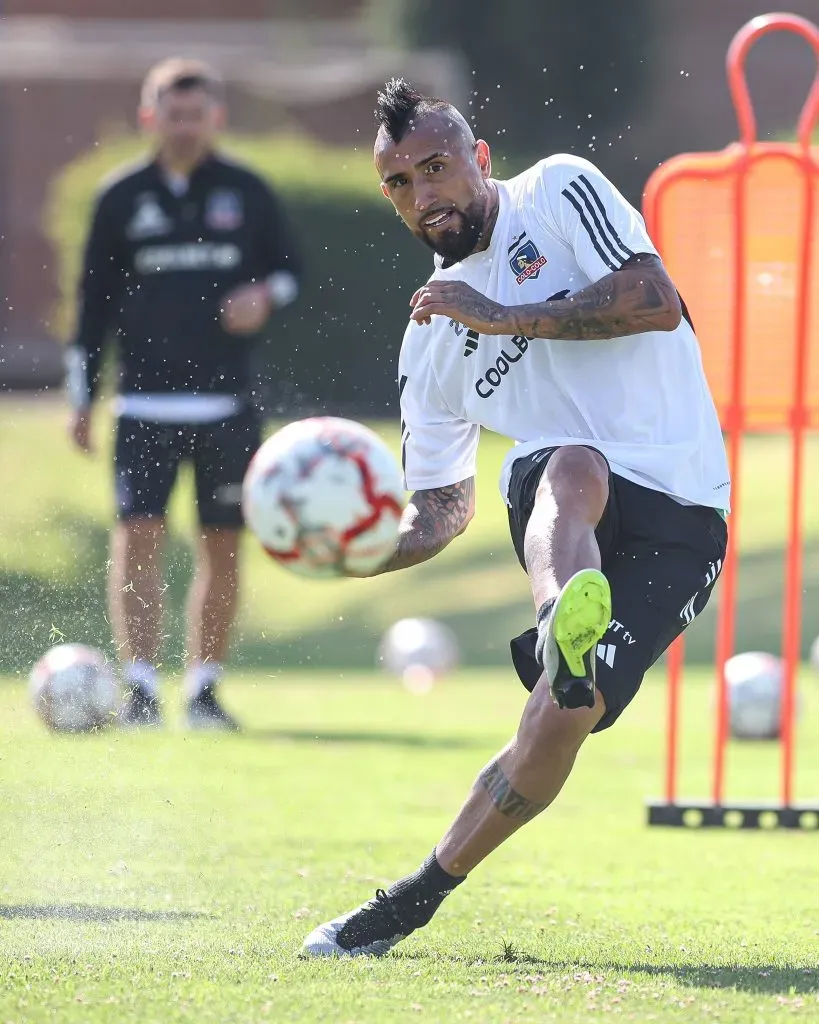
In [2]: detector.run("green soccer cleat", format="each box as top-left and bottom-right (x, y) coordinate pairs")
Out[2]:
(537, 568), (612, 710)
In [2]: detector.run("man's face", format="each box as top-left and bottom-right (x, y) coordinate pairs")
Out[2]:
(142, 87), (223, 163)
(376, 112), (492, 262)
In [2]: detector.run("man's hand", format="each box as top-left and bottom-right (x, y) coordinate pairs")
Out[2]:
(410, 282), (511, 335)
(221, 282), (273, 335)
(68, 409), (93, 454)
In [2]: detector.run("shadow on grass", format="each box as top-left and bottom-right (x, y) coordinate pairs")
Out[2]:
(394, 948), (818, 996)
(1, 510), (817, 675)
(242, 727), (483, 749)
(0, 903), (208, 922)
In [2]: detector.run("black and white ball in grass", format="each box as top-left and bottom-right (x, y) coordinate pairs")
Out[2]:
(379, 618), (460, 693)
(30, 644), (119, 732)
(726, 651), (800, 740)
(242, 417), (405, 579)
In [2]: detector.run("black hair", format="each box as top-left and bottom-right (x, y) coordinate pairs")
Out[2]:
(141, 58), (224, 108)
(375, 77), (451, 143)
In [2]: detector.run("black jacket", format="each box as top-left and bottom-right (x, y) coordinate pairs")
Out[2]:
(70, 152), (302, 402)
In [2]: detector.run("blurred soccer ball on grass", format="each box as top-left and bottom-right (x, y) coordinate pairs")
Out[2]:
(30, 643), (119, 733)
(378, 618), (460, 694)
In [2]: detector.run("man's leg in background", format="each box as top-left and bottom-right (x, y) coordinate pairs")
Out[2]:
(184, 525), (242, 730)
(113, 416), (179, 727)
(186, 408), (258, 730)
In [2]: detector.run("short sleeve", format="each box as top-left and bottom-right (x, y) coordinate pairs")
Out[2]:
(398, 347), (479, 492)
(534, 156), (659, 283)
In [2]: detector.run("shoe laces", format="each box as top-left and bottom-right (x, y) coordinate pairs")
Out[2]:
(367, 889), (399, 914)
(336, 889), (406, 949)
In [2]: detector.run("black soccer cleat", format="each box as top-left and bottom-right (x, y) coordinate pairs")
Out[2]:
(119, 684), (163, 728)
(536, 568), (612, 710)
(185, 684), (241, 732)
(301, 888), (415, 958)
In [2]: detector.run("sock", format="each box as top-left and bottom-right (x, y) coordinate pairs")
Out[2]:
(123, 660), (158, 698)
(386, 850), (466, 929)
(535, 597), (556, 667)
(185, 660), (223, 699)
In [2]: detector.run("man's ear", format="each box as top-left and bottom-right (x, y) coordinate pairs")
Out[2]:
(475, 139), (492, 179)
(138, 105), (155, 132)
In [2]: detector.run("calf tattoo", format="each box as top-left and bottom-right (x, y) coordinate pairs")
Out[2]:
(479, 760), (548, 823)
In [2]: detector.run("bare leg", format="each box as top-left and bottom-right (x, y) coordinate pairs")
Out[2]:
(185, 526), (241, 666)
(523, 445), (608, 610)
(302, 446), (613, 956)
(108, 516), (165, 664)
(437, 446), (611, 873)
(437, 680), (604, 875)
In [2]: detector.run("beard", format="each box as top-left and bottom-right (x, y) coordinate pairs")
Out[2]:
(416, 195), (488, 262)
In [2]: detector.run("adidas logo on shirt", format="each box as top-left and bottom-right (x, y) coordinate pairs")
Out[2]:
(463, 330), (480, 357)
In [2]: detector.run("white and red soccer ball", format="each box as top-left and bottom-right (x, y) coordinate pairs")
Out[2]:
(725, 650), (803, 740)
(30, 643), (119, 732)
(242, 417), (405, 578)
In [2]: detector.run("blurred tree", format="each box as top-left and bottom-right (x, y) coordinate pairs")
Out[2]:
(366, 0), (657, 199)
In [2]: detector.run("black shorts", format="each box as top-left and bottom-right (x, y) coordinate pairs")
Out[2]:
(113, 406), (261, 528)
(507, 447), (728, 733)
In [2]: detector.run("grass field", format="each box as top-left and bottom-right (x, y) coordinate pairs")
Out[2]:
(1, 398), (818, 677)
(1, 667), (818, 1023)
(2, 397), (819, 1021)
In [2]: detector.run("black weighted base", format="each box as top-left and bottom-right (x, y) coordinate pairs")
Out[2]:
(646, 801), (819, 830)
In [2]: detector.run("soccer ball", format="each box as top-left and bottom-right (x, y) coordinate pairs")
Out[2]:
(30, 644), (119, 732)
(242, 417), (405, 578)
(379, 618), (460, 692)
(725, 651), (790, 740)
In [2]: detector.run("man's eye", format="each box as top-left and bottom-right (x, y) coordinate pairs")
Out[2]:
(391, 177), (407, 189)
(426, 163), (444, 174)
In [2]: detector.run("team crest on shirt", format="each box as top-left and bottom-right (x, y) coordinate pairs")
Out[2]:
(205, 189), (244, 231)
(508, 234), (547, 284)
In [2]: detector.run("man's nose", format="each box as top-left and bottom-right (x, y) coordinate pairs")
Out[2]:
(414, 183), (438, 212)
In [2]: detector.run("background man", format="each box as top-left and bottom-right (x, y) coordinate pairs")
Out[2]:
(66, 57), (303, 729)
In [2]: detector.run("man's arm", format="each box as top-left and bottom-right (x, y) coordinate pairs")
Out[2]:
(372, 477), (475, 575)
(66, 189), (125, 452)
(509, 253), (682, 340)
(67, 190), (124, 409)
(221, 179), (303, 334)
(409, 253), (682, 340)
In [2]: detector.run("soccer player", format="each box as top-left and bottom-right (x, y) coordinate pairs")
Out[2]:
(302, 79), (729, 956)
(66, 59), (302, 729)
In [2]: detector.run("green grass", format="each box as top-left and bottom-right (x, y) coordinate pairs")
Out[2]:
(1, 667), (818, 1023)
(1, 398), (818, 677)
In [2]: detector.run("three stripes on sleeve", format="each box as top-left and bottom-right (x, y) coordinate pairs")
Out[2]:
(561, 173), (635, 272)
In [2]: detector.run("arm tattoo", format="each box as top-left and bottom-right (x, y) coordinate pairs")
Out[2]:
(479, 760), (548, 823)
(510, 253), (682, 341)
(377, 477), (475, 574)
(458, 292), (508, 330)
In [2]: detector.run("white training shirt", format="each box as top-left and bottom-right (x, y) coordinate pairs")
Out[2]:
(397, 154), (731, 511)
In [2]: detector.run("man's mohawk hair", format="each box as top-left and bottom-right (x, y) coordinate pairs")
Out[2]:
(375, 77), (448, 143)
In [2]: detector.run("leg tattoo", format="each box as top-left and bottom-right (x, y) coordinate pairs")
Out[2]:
(479, 761), (548, 824)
